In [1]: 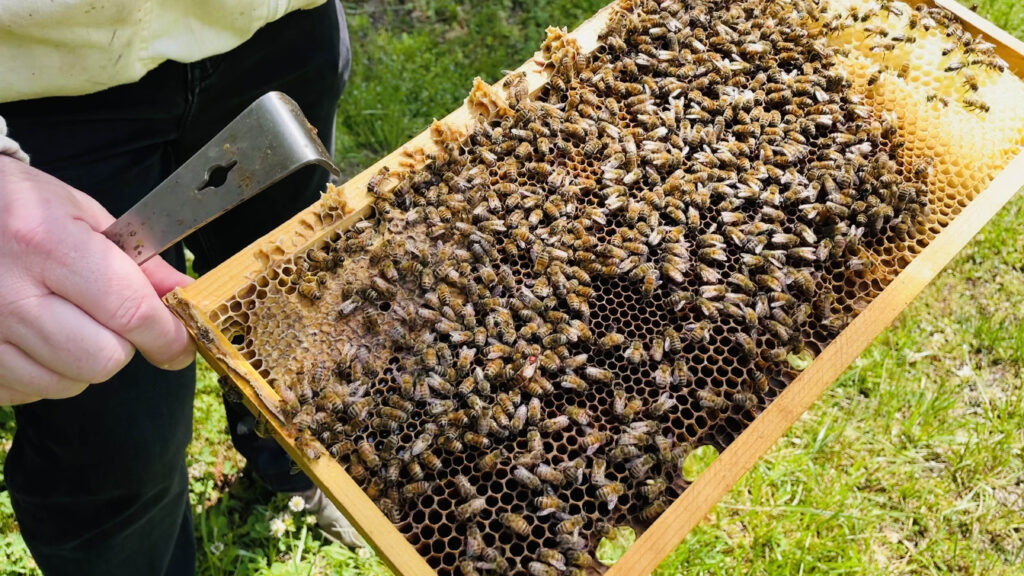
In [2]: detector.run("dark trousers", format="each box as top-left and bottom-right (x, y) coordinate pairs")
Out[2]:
(0, 2), (349, 574)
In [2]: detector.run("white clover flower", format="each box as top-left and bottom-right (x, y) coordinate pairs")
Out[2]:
(209, 542), (225, 556)
(305, 514), (317, 526)
(269, 517), (288, 538)
(187, 462), (207, 479)
(288, 495), (307, 513)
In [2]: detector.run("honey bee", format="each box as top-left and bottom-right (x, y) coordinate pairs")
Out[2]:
(294, 434), (321, 461)
(522, 397), (543, 424)
(357, 440), (380, 469)
(513, 466), (544, 492)
(327, 438), (355, 460)
(527, 562), (558, 576)
(911, 158), (934, 179)
(555, 533), (587, 552)
(542, 333), (569, 348)
(640, 498), (668, 522)
(509, 405), (528, 434)
(566, 549), (597, 569)
(535, 495), (568, 516)
(581, 430), (613, 455)
(945, 60), (968, 73)
(579, 453), (607, 488)
(298, 281), (322, 301)
(642, 360), (672, 387)
(732, 391), (758, 409)
(477, 448), (506, 472)
(627, 454), (656, 480)
(733, 332), (757, 360)
(459, 560), (481, 576)
(535, 462), (566, 487)
(579, 365), (613, 385)
(499, 512), (531, 537)
(870, 40), (897, 54)
(566, 405), (591, 426)
(599, 331), (626, 349)
(483, 343), (513, 360)
(437, 433), (464, 454)
(404, 460), (424, 482)
(455, 497), (487, 521)
(377, 496), (400, 522)
(697, 389), (729, 411)
(960, 68), (981, 92)
(401, 480), (432, 499)
(970, 56), (1009, 72)
(639, 477), (667, 502)
(647, 391), (678, 417)
(555, 515), (585, 535)
(538, 548), (567, 571)
(673, 360), (694, 386)
(963, 96), (991, 113)
(523, 375), (554, 397)
(480, 547), (510, 573)
(540, 415), (571, 432)
(625, 340), (646, 364)
(346, 457), (368, 482)
(866, 66), (886, 88)
(463, 431), (491, 449)
(379, 406), (409, 423)
(613, 389), (643, 423)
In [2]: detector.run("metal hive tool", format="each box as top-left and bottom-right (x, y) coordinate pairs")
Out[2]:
(188, 0), (1024, 574)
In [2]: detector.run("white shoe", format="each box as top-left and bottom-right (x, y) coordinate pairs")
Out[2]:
(292, 487), (366, 548)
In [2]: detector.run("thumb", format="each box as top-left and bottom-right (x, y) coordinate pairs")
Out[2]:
(140, 255), (197, 371)
(141, 256), (195, 298)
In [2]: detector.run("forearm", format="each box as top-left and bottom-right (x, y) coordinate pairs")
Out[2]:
(0, 116), (29, 164)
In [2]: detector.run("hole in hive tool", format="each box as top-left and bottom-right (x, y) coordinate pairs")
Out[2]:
(198, 160), (239, 192)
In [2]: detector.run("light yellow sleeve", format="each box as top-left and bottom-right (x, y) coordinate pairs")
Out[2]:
(0, 116), (29, 164)
(0, 0), (325, 104)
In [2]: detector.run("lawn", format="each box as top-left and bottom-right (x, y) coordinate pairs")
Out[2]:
(2, 0), (1023, 574)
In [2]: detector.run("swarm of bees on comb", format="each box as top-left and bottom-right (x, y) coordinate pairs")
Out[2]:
(209, 0), (1024, 574)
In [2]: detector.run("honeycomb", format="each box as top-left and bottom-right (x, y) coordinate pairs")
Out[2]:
(205, 1), (1024, 574)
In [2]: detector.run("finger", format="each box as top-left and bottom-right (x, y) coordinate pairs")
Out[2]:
(5, 293), (135, 383)
(141, 256), (195, 298)
(67, 183), (117, 231)
(38, 219), (195, 370)
(0, 387), (42, 406)
(0, 341), (89, 400)
(5, 160), (116, 232)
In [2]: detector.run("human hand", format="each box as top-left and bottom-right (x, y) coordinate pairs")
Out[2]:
(0, 155), (195, 405)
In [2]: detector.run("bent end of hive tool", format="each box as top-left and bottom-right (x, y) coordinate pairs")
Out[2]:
(103, 91), (341, 265)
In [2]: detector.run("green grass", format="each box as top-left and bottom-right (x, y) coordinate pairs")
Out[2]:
(3, 0), (1024, 574)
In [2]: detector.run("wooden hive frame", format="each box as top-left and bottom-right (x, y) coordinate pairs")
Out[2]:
(166, 1), (1024, 574)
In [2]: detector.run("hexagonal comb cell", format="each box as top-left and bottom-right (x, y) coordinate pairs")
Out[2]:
(211, 1), (1024, 574)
